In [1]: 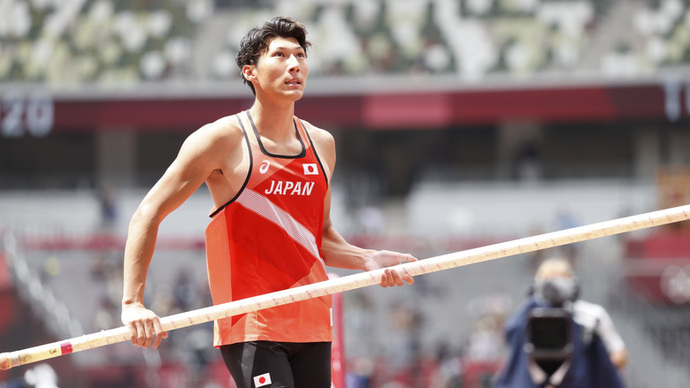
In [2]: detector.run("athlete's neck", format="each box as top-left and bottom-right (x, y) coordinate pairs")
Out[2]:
(248, 100), (296, 143)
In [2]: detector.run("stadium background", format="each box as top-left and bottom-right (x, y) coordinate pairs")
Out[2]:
(1, 0), (690, 387)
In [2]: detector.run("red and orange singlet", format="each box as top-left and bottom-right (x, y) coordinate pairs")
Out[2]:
(205, 111), (332, 346)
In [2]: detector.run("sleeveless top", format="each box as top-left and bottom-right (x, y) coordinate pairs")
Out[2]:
(204, 111), (332, 346)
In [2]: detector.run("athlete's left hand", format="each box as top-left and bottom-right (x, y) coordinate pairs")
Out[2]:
(365, 250), (417, 287)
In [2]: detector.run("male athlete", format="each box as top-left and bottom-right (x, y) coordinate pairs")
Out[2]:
(121, 17), (416, 388)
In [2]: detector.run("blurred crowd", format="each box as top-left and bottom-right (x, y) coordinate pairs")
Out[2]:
(1, 0), (689, 86)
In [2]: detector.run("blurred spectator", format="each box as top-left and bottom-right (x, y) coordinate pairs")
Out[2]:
(537, 259), (627, 370)
(183, 326), (216, 385)
(345, 291), (377, 358)
(90, 251), (116, 283)
(386, 300), (424, 384)
(347, 357), (376, 388)
(23, 364), (59, 388)
(515, 143), (542, 183)
(173, 269), (198, 312)
(98, 182), (118, 233)
(465, 294), (511, 366)
(429, 344), (463, 388)
(494, 257), (627, 388)
(466, 314), (506, 362)
(92, 295), (118, 332)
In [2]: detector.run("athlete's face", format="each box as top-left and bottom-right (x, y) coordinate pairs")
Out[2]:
(245, 36), (309, 100)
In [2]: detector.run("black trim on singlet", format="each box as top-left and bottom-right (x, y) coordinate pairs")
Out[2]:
(247, 112), (307, 159)
(208, 114), (253, 219)
(299, 119), (330, 190)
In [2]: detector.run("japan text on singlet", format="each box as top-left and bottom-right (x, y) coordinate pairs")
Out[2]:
(205, 111), (332, 346)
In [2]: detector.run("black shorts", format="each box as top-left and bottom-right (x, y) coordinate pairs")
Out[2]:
(220, 341), (332, 388)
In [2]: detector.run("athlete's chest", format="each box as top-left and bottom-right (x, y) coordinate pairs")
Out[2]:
(249, 153), (325, 200)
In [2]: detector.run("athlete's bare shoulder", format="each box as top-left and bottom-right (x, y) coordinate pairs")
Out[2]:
(191, 114), (244, 148)
(170, 114), (247, 178)
(176, 115), (240, 161)
(300, 119), (334, 149)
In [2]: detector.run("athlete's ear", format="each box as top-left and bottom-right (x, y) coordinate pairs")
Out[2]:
(242, 64), (257, 82)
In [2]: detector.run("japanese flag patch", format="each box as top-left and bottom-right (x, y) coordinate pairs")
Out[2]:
(303, 163), (318, 175)
(253, 372), (272, 387)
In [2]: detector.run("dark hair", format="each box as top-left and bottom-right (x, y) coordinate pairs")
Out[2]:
(236, 17), (311, 94)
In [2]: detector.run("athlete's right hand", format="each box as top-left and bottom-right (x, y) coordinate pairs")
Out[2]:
(121, 303), (168, 349)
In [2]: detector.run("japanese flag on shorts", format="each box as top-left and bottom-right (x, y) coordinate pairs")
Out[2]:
(253, 372), (272, 387)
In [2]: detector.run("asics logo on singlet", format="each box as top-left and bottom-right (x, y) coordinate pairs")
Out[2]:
(259, 160), (270, 174)
(265, 180), (315, 196)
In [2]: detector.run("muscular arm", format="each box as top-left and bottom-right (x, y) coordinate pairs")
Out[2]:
(321, 215), (416, 287)
(307, 123), (416, 287)
(121, 120), (241, 348)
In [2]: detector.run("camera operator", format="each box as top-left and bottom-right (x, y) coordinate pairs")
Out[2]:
(494, 257), (627, 388)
